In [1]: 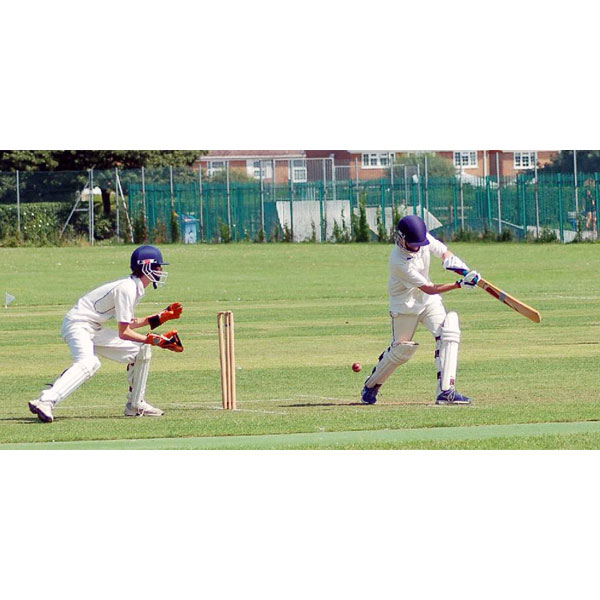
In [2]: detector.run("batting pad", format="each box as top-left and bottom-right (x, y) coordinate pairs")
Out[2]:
(437, 311), (461, 392)
(41, 356), (101, 405)
(127, 344), (152, 408)
(365, 341), (419, 387)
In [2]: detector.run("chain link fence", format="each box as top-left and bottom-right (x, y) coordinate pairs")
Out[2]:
(1, 159), (598, 244)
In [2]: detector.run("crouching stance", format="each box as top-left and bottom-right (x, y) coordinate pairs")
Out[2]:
(361, 215), (479, 406)
(28, 245), (184, 423)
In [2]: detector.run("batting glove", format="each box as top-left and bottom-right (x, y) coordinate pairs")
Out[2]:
(443, 255), (470, 276)
(146, 329), (184, 352)
(457, 270), (481, 289)
(148, 302), (183, 330)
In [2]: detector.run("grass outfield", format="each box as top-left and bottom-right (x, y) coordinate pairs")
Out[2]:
(1, 242), (598, 449)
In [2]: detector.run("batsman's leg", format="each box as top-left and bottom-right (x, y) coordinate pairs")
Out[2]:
(29, 321), (101, 422)
(422, 306), (471, 405)
(361, 313), (419, 404)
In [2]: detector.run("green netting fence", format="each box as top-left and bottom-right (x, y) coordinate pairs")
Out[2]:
(127, 172), (600, 243)
(1, 167), (599, 244)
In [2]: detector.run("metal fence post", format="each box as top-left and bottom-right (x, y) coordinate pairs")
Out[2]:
(259, 160), (264, 240)
(573, 150), (579, 216)
(322, 158), (327, 240)
(89, 168), (95, 245)
(227, 160), (232, 233)
(594, 172), (599, 240)
(558, 172), (564, 243)
(403, 165), (408, 206)
(331, 155), (336, 202)
(198, 163), (204, 242)
(486, 175), (492, 230)
(390, 160), (395, 213)
(141, 166), (147, 228)
(520, 174), (527, 237)
(16, 170), (21, 235)
(288, 160), (294, 241)
(496, 152), (502, 234)
(380, 179), (386, 233)
(459, 162), (465, 230)
(115, 167), (120, 240)
(534, 162), (540, 238)
(355, 157), (359, 205)
(417, 163), (424, 221)
(424, 154), (429, 216)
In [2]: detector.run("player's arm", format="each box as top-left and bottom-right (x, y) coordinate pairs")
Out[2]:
(135, 302), (184, 330)
(419, 271), (480, 295)
(118, 321), (184, 352)
(118, 321), (149, 343)
(419, 282), (460, 295)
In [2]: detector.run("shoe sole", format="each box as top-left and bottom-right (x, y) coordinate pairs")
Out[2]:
(435, 401), (472, 406)
(124, 411), (164, 417)
(28, 401), (54, 423)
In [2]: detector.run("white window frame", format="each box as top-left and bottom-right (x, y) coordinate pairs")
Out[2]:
(453, 151), (478, 169)
(361, 152), (395, 169)
(291, 159), (307, 183)
(247, 160), (273, 180)
(206, 161), (225, 176)
(514, 151), (537, 170)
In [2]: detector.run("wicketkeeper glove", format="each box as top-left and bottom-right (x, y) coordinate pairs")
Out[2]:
(148, 302), (183, 330)
(457, 270), (481, 289)
(145, 329), (184, 352)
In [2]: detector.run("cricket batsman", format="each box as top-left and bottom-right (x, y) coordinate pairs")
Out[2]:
(28, 245), (184, 423)
(361, 215), (480, 406)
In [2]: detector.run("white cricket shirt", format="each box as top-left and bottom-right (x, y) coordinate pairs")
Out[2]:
(388, 233), (448, 314)
(64, 276), (146, 328)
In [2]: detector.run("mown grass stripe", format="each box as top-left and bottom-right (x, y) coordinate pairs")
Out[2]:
(2, 421), (600, 450)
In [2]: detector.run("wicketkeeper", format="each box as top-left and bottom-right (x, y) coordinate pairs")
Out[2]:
(361, 215), (480, 406)
(28, 245), (184, 423)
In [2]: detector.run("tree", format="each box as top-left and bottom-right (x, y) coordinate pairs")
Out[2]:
(0, 150), (207, 171)
(540, 150), (600, 173)
(394, 152), (455, 177)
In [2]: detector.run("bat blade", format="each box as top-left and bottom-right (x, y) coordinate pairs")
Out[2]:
(477, 278), (541, 323)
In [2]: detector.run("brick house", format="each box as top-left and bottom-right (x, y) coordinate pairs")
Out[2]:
(437, 150), (558, 178)
(199, 150), (306, 183)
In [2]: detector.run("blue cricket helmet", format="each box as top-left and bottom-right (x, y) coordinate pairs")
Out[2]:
(394, 215), (430, 249)
(130, 245), (169, 288)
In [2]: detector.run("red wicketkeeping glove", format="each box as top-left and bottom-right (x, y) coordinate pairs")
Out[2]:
(148, 302), (183, 330)
(145, 329), (184, 352)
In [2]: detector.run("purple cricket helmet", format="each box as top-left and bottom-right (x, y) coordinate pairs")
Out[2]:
(394, 215), (430, 250)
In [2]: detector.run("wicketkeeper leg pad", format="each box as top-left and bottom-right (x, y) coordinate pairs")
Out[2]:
(364, 341), (419, 387)
(436, 311), (461, 393)
(127, 344), (152, 409)
(41, 356), (101, 405)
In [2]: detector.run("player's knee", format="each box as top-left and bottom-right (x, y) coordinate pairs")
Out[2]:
(76, 356), (101, 378)
(388, 341), (419, 365)
(440, 311), (461, 344)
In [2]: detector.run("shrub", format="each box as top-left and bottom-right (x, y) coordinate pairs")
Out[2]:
(218, 220), (232, 243)
(171, 211), (181, 242)
(353, 195), (370, 242)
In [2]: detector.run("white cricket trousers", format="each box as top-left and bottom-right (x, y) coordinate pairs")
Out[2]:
(391, 300), (448, 342)
(364, 299), (448, 389)
(61, 319), (142, 365)
(39, 319), (145, 406)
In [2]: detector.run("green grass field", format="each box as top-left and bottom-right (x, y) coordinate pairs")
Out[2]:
(1, 242), (598, 449)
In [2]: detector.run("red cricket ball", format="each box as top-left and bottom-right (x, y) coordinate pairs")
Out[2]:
(352, 362), (362, 372)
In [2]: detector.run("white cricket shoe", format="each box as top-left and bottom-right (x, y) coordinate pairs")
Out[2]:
(29, 398), (55, 423)
(124, 400), (164, 417)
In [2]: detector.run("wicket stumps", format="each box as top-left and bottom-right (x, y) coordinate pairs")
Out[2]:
(217, 311), (237, 410)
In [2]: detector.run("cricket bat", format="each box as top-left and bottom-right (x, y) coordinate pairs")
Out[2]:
(448, 267), (541, 323)
(476, 277), (541, 323)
